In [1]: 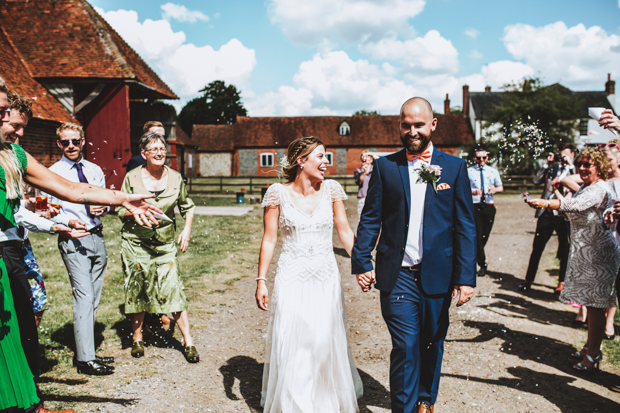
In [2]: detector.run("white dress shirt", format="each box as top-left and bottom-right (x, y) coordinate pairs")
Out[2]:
(47, 155), (107, 230)
(401, 144), (434, 266)
(467, 165), (502, 204)
(0, 201), (56, 242)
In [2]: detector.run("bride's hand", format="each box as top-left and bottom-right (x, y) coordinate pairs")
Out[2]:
(256, 281), (269, 311)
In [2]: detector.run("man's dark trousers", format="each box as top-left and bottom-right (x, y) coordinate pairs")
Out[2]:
(474, 204), (496, 268)
(3, 242), (40, 378)
(525, 210), (569, 283)
(380, 268), (451, 412)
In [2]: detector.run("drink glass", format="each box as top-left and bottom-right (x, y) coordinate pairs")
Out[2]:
(35, 189), (48, 212)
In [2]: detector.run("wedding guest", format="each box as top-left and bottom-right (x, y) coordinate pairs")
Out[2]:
(0, 83), (162, 413)
(257, 137), (363, 411)
(468, 147), (503, 276)
(354, 152), (374, 218)
(118, 132), (198, 363)
(527, 147), (619, 371)
(126, 121), (166, 173)
(47, 123), (115, 376)
(519, 144), (574, 293)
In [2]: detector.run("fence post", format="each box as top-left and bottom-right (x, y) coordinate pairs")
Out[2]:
(188, 177), (192, 193)
(220, 177), (223, 193)
(250, 176), (253, 193)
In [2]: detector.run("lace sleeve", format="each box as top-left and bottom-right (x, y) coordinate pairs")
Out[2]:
(261, 184), (281, 208)
(327, 180), (348, 202)
(559, 182), (611, 212)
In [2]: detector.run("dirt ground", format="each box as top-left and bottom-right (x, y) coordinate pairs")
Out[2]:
(50, 195), (620, 412)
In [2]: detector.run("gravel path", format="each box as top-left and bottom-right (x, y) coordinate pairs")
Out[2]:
(73, 195), (620, 412)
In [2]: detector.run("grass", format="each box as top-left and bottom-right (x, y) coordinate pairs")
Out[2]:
(30, 209), (264, 404)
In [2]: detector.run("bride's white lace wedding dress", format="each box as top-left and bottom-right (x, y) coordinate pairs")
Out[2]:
(260, 179), (363, 413)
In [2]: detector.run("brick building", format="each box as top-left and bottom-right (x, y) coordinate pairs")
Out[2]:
(0, 0), (178, 189)
(176, 112), (474, 177)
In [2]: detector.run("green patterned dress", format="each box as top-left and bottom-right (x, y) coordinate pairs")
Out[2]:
(117, 165), (195, 314)
(0, 143), (39, 410)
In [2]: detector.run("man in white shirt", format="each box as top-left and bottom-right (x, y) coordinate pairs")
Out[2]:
(47, 123), (115, 376)
(467, 148), (503, 277)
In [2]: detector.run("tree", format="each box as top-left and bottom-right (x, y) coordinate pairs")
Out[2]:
(178, 80), (247, 135)
(352, 110), (380, 116)
(470, 78), (581, 175)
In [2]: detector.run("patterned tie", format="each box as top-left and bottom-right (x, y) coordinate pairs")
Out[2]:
(74, 162), (92, 217)
(480, 166), (486, 207)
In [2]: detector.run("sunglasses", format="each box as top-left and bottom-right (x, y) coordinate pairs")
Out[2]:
(58, 138), (82, 147)
(475, 156), (488, 160)
(576, 161), (593, 169)
(599, 143), (620, 150)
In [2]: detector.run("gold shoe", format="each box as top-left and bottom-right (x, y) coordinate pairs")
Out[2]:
(131, 340), (145, 358)
(183, 345), (199, 363)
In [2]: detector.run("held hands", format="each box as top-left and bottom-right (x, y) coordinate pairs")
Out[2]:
(356, 270), (376, 292)
(256, 281), (269, 311)
(53, 224), (89, 238)
(453, 285), (474, 306)
(121, 194), (163, 228)
(177, 228), (191, 252)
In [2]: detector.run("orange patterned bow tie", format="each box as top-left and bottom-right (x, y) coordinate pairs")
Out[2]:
(406, 148), (432, 163)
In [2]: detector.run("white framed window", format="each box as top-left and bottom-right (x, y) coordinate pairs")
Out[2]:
(325, 152), (334, 166)
(579, 119), (588, 136)
(339, 121), (351, 136)
(260, 153), (274, 167)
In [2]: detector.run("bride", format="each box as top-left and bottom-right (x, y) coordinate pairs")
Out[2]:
(256, 136), (363, 412)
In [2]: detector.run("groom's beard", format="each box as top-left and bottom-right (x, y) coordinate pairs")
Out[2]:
(401, 132), (431, 154)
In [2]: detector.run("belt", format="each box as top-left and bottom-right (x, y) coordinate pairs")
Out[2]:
(88, 225), (103, 234)
(0, 239), (27, 249)
(402, 263), (421, 272)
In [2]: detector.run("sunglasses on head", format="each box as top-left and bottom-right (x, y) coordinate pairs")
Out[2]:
(58, 138), (82, 147)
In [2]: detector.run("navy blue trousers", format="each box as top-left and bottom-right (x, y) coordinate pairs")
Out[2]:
(380, 268), (451, 412)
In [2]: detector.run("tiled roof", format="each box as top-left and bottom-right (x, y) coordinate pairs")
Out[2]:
(470, 92), (504, 121)
(0, 0), (177, 99)
(190, 114), (473, 151)
(0, 27), (75, 123)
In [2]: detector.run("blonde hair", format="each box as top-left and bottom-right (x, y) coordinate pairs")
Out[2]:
(578, 147), (610, 180)
(56, 122), (84, 139)
(0, 82), (23, 199)
(282, 137), (324, 182)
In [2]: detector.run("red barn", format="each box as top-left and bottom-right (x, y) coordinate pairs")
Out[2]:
(0, 0), (178, 189)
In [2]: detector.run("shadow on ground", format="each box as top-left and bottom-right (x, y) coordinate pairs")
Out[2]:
(111, 309), (184, 356)
(41, 321), (107, 374)
(444, 367), (620, 412)
(42, 393), (138, 407)
(219, 355), (391, 412)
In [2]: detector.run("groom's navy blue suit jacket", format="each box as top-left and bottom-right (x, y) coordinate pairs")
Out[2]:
(352, 148), (477, 295)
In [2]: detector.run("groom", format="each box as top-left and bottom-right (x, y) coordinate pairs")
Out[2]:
(352, 97), (476, 413)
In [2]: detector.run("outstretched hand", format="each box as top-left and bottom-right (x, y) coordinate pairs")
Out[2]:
(356, 270), (376, 292)
(121, 194), (164, 228)
(453, 285), (474, 306)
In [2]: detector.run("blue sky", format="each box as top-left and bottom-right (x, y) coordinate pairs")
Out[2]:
(90, 0), (620, 116)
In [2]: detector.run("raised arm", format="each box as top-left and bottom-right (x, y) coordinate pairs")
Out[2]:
(23, 152), (162, 227)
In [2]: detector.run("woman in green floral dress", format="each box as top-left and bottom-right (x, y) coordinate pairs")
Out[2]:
(118, 132), (198, 363)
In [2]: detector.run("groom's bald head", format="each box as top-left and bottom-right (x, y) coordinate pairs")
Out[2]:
(400, 97), (433, 121)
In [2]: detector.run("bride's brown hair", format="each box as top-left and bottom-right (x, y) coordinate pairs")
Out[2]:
(282, 136), (325, 182)
(0, 83), (24, 199)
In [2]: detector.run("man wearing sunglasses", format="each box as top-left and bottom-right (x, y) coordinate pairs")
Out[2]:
(46, 123), (115, 376)
(467, 148), (503, 277)
(519, 144), (575, 293)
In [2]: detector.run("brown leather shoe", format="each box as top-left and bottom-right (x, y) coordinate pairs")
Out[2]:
(418, 403), (434, 413)
(35, 405), (75, 413)
(554, 282), (564, 294)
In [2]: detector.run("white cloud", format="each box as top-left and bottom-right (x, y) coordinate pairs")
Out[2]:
(161, 3), (209, 23)
(95, 7), (256, 104)
(503, 22), (620, 89)
(359, 30), (459, 74)
(267, 0), (425, 46)
(464, 28), (479, 39)
(469, 49), (483, 59)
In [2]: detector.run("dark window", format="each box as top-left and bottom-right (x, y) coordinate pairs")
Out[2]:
(325, 152), (333, 166)
(260, 153), (274, 167)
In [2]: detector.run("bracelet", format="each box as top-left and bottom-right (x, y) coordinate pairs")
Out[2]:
(256, 277), (267, 282)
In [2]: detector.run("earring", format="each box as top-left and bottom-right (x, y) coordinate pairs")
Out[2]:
(300, 165), (304, 169)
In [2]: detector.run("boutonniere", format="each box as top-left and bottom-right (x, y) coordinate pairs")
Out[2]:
(416, 164), (442, 193)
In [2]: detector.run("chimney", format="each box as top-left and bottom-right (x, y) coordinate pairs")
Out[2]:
(463, 85), (470, 117)
(606, 73), (616, 110)
(444, 93), (450, 115)
(485, 86), (491, 93)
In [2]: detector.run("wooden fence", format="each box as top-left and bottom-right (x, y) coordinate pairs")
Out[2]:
(186, 175), (537, 195)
